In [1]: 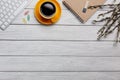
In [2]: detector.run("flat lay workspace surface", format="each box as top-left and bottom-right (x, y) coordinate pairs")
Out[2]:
(0, 0), (120, 80)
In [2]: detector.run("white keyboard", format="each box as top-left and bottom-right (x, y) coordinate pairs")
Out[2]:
(0, 0), (32, 30)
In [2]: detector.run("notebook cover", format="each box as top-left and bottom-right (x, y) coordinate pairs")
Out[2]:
(63, 0), (106, 23)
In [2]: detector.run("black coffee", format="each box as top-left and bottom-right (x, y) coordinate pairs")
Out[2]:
(40, 2), (56, 17)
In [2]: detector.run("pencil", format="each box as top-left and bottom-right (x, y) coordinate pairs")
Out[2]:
(82, 0), (90, 13)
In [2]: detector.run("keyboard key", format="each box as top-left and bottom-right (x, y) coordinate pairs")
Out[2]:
(0, 9), (2, 13)
(9, 5), (12, 9)
(10, 10), (14, 13)
(5, 3), (9, 7)
(2, 6), (6, 10)
(2, 18), (5, 22)
(5, 15), (9, 19)
(8, 0), (11, 4)
(4, 22), (9, 26)
(7, 19), (11, 23)
(3, 11), (7, 15)
(0, 2), (4, 5)
(0, 21), (3, 25)
(0, 14), (4, 18)
(1, 25), (6, 30)
(8, 13), (11, 16)
(6, 8), (9, 12)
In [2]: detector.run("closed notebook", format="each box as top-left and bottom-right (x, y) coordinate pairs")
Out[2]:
(63, 0), (106, 23)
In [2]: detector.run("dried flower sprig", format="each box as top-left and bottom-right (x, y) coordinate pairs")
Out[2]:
(88, 1), (120, 43)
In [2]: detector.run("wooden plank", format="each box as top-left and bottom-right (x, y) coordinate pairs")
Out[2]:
(0, 25), (116, 40)
(0, 72), (120, 80)
(0, 41), (119, 56)
(27, 0), (64, 9)
(27, 0), (65, 9)
(12, 10), (109, 25)
(27, 0), (120, 10)
(0, 57), (119, 71)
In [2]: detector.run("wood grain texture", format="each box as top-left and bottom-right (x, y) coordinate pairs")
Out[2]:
(0, 57), (119, 71)
(0, 0), (119, 80)
(0, 25), (116, 40)
(0, 41), (119, 56)
(0, 72), (120, 80)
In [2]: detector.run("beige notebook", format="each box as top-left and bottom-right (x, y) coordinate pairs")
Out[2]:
(63, 0), (106, 23)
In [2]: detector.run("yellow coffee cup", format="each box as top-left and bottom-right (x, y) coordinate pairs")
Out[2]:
(34, 0), (61, 25)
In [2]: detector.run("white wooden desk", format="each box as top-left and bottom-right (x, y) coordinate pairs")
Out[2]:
(0, 0), (120, 80)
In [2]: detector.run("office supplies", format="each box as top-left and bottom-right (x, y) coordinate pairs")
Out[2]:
(22, 18), (27, 24)
(0, 0), (32, 30)
(82, 0), (89, 13)
(22, 10), (30, 24)
(34, 0), (61, 25)
(24, 10), (29, 16)
(27, 15), (30, 21)
(63, 0), (106, 23)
